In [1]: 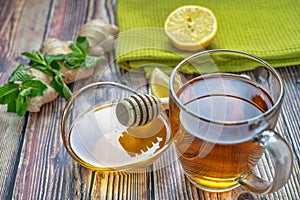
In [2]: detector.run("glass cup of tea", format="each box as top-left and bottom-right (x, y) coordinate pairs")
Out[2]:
(169, 49), (293, 194)
(61, 82), (172, 171)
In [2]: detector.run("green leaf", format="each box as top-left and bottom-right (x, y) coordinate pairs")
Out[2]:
(51, 74), (72, 100)
(22, 80), (47, 97)
(62, 85), (72, 100)
(30, 64), (53, 76)
(23, 52), (60, 75)
(16, 93), (28, 116)
(49, 60), (62, 72)
(64, 53), (85, 69)
(68, 43), (83, 54)
(0, 83), (19, 104)
(44, 54), (65, 67)
(82, 55), (105, 70)
(76, 36), (89, 55)
(21, 51), (38, 61)
(9, 64), (35, 83)
(7, 101), (16, 113)
(35, 55), (63, 74)
(64, 36), (92, 69)
(19, 88), (31, 96)
(22, 52), (46, 66)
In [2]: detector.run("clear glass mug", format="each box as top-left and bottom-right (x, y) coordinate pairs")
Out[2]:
(61, 82), (172, 171)
(169, 49), (293, 194)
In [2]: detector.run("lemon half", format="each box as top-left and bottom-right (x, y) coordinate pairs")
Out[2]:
(164, 5), (218, 51)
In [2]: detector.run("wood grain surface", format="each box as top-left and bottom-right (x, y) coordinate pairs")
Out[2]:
(0, 0), (299, 199)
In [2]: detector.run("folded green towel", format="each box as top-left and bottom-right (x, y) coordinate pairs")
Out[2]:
(116, 0), (300, 74)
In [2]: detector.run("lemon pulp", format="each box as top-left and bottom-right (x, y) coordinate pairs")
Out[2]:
(164, 5), (218, 51)
(150, 68), (182, 98)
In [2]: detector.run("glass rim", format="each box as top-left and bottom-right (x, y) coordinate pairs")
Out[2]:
(62, 81), (138, 128)
(169, 49), (284, 126)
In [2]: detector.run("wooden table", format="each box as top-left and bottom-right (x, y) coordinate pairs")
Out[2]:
(0, 1), (299, 199)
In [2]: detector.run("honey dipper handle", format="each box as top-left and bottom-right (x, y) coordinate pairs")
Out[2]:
(116, 94), (169, 127)
(160, 97), (169, 110)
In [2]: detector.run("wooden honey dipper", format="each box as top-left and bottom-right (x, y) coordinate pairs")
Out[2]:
(116, 94), (169, 127)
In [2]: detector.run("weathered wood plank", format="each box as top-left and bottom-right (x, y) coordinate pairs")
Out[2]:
(12, 104), (93, 200)
(46, 0), (88, 40)
(91, 171), (149, 199)
(0, 0), (51, 199)
(8, 0), (95, 199)
(0, 108), (26, 199)
(8, 0), (131, 199)
(12, 0), (51, 53)
(274, 66), (300, 200)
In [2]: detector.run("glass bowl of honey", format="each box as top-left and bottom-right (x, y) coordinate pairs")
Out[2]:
(61, 82), (173, 171)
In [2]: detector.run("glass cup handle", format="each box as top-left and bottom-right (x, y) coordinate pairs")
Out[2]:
(237, 130), (293, 194)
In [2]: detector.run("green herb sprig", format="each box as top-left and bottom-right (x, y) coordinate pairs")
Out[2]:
(65, 36), (105, 70)
(0, 65), (47, 116)
(0, 36), (105, 116)
(22, 51), (73, 100)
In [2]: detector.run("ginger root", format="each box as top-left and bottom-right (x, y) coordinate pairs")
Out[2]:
(27, 68), (58, 112)
(25, 19), (119, 113)
(79, 19), (119, 54)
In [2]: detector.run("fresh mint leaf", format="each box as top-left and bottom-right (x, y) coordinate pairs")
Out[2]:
(19, 88), (31, 96)
(23, 51), (52, 75)
(76, 36), (89, 55)
(23, 52), (62, 75)
(62, 85), (72, 100)
(7, 101), (16, 113)
(22, 80), (47, 97)
(51, 74), (72, 100)
(82, 55), (105, 70)
(44, 54), (65, 66)
(69, 43), (83, 54)
(16, 93), (28, 116)
(0, 83), (19, 104)
(64, 36), (104, 70)
(49, 60), (62, 72)
(30, 64), (54, 76)
(22, 52), (46, 66)
(9, 65), (35, 83)
(23, 50), (73, 100)
(65, 53), (85, 69)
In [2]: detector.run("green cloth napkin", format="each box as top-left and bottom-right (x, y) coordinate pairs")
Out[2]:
(116, 0), (300, 74)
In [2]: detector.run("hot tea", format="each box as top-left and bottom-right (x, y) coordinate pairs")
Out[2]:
(170, 73), (273, 190)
